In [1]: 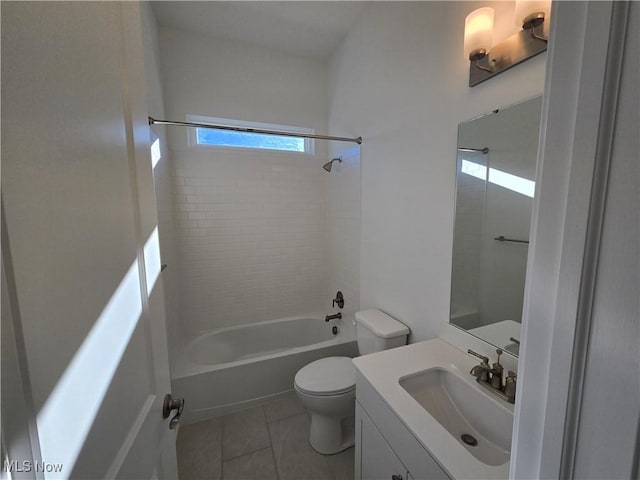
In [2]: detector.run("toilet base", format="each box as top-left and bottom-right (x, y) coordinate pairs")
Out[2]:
(308, 413), (355, 454)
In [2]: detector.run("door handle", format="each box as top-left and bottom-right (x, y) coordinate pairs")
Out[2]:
(163, 394), (184, 430)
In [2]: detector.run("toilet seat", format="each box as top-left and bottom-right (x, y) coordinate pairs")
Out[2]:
(294, 356), (355, 396)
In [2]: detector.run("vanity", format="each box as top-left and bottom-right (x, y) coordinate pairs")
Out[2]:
(353, 338), (513, 480)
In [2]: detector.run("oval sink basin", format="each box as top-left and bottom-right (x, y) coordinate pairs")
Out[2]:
(399, 367), (513, 466)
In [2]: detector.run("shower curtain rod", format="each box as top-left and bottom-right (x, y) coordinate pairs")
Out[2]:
(148, 117), (362, 145)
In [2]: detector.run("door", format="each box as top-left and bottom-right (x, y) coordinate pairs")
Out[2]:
(567, 2), (639, 477)
(1, 2), (178, 478)
(512, 2), (639, 478)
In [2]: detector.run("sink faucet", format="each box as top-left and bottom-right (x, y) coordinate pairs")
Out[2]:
(468, 348), (517, 404)
(467, 350), (491, 382)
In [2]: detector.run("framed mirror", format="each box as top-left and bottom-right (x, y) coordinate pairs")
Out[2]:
(450, 96), (542, 356)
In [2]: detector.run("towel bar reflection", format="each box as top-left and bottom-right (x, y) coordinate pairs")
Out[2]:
(494, 236), (529, 244)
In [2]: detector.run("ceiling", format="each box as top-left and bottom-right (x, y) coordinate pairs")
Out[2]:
(151, 1), (369, 60)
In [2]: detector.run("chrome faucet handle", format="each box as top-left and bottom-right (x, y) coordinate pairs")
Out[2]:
(494, 349), (503, 364)
(504, 370), (518, 403)
(468, 349), (491, 382)
(332, 291), (344, 309)
(491, 349), (504, 389)
(467, 349), (490, 365)
(492, 348), (504, 373)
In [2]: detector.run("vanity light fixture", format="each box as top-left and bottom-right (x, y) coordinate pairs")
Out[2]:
(464, 8), (495, 71)
(465, 0), (551, 87)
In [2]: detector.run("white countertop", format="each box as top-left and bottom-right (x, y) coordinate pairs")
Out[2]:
(353, 338), (514, 480)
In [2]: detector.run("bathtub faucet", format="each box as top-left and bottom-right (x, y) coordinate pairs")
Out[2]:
(325, 313), (342, 322)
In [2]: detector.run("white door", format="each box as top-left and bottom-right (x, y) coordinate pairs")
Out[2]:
(512, 2), (639, 478)
(1, 2), (178, 478)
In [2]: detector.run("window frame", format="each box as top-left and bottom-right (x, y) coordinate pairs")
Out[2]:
(186, 114), (315, 155)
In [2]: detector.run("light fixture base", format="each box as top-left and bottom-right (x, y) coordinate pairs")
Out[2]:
(522, 12), (545, 30)
(469, 22), (547, 87)
(468, 48), (488, 62)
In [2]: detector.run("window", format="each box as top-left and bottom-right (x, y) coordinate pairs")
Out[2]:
(187, 115), (314, 154)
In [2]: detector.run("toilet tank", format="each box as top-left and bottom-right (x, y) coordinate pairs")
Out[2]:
(355, 309), (410, 355)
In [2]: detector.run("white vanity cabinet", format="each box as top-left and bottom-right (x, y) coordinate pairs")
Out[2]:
(357, 402), (409, 480)
(353, 340), (513, 480)
(355, 374), (450, 480)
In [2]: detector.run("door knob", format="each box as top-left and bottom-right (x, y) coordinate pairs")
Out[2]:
(163, 394), (184, 430)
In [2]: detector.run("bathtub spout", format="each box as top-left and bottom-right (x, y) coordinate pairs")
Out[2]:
(325, 313), (342, 322)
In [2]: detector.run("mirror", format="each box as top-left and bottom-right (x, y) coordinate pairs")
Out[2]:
(450, 96), (542, 356)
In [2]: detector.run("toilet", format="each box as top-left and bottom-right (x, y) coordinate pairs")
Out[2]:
(294, 309), (409, 454)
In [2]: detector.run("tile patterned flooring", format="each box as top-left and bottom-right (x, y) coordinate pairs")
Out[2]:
(176, 392), (355, 480)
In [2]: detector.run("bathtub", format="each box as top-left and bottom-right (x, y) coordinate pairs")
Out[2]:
(172, 315), (358, 424)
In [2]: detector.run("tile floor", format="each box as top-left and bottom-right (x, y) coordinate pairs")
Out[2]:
(176, 392), (355, 480)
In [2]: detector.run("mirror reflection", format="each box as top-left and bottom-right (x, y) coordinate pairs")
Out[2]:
(450, 96), (542, 356)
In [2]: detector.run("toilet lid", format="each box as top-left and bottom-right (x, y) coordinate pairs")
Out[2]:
(295, 356), (356, 396)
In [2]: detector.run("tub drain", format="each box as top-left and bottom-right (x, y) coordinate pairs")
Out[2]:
(461, 434), (478, 446)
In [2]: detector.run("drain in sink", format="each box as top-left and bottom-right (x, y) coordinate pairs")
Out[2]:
(461, 433), (478, 446)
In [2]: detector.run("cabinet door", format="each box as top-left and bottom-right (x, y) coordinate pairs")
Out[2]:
(358, 405), (408, 480)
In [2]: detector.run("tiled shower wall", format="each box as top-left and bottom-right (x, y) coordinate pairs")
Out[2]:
(325, 146), (361, 334)
(172, 147), (328, 336)
(158, 27), (361, 340)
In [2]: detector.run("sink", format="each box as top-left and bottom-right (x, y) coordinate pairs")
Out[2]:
(399, 368), (513, 466)
(354, 339), (516, 478)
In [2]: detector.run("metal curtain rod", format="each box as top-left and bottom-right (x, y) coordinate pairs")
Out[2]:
(148, 117), (362, 145)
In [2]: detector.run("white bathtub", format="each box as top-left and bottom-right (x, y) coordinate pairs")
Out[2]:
(172, 315), (358, 424)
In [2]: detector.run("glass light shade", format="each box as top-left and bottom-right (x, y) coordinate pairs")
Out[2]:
(514, 0), (551, 27)
(464, 7), (494, 60)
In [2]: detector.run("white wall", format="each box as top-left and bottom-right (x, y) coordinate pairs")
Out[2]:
(158, 28), (338, 336)
(141, 3), (182, 371)
(159, 27), (328, 152)
(327, 1), (547, 342)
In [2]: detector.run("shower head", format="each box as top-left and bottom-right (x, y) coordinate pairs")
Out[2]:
(322, 157), (342, 172)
